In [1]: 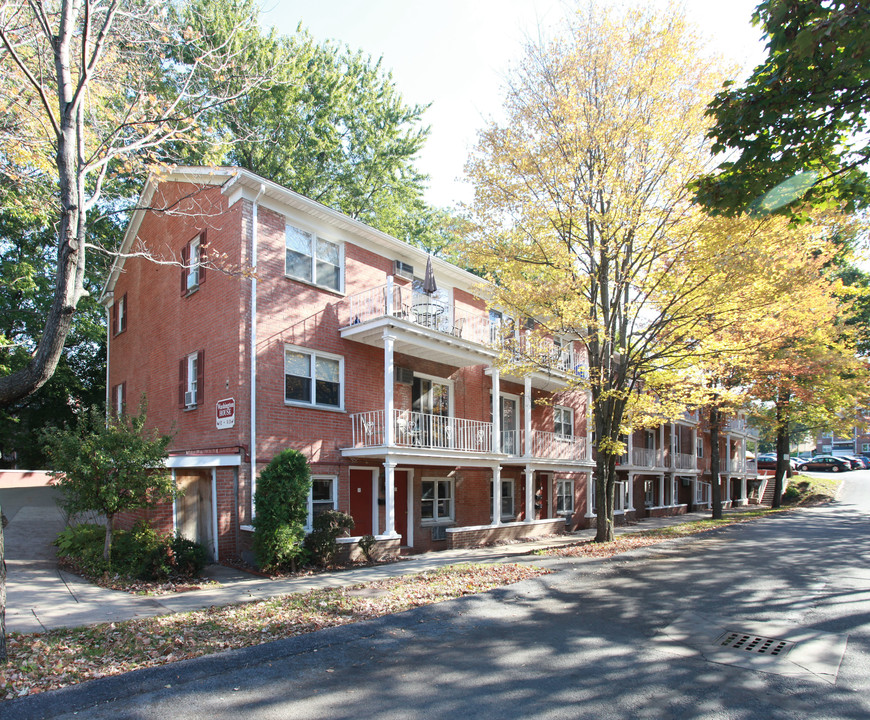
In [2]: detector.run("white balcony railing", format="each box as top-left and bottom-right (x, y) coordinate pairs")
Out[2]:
(350, 410), (492, 452)
(632, 447), (662, 468)
(530, 430), (587, 461)
(342, 282), (589, 377)
(673, 452), (697, 470)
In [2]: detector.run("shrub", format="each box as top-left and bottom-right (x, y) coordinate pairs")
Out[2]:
(55, 520), (208, 582)
(305, 510), (354, 567)
(782, 485), (802, 503)
(358, 534), (377, 563)
(253, 450), (311, 571)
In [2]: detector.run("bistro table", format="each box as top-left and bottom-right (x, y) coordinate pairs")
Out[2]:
(411, 302), (445, 330)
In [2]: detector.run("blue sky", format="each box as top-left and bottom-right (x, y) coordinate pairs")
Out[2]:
(259, 1), (767, 210)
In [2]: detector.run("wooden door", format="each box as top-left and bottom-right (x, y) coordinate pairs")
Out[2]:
(349, 469), (374, 536)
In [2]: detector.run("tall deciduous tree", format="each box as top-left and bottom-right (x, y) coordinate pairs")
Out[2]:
(178, 0), (446, 250)
(0, 0), (275, 407)
(695, 0), (870, 216)
(466, 2), (840, 540)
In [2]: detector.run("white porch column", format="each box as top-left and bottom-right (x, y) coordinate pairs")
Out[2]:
(659, 425), (665, 466)
(525, 463), (535, 521)
(492, 464), (502, 526)
(670, 423), (677, 469)
(384, 459), (397, 536)
(385, 275), (395, 315)
(384, 331), (395, 446)
(740, 476), (748, 505)
(524, 376), (532, 457)
(658, 475), (664, 507)
(627, 433), (634, 464)
(491, 366), (501, 453)
(692, 426), (698, 468)
(627, 472), (635, 511)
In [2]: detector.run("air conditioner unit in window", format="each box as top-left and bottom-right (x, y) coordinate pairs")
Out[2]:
(395, 366), (414, 385)
(431, 525), (447, 541)
(184, 391), (195, 407)
(393, 260), (414, 280)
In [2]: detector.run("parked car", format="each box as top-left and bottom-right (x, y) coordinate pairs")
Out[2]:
(795, 455), (853, 473)
(843, 455), (870, 469)
(755, 454), (800, 474)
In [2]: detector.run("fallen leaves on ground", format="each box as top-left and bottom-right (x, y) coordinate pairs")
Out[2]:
(0, 563), (548, 701)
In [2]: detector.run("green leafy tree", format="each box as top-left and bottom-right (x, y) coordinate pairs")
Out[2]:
(253, 450), (311, 571)
(43, 404), (174, 560)
(695, 0), (870, 216)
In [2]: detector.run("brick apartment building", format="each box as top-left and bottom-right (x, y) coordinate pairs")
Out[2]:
(102, 166), (759, 562)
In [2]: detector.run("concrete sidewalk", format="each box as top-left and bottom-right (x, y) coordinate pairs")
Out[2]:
(4, 507), (764, 635)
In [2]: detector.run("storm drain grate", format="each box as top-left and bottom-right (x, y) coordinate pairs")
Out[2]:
(716, 631), (795, 656)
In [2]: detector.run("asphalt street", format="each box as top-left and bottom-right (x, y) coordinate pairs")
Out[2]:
(5, 472), (870, 719)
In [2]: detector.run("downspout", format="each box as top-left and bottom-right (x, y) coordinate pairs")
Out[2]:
(104, 296), (112, 421)
(250, 184), (266, 523)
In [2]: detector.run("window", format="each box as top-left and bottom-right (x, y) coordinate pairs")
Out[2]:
(862, 443), (870, 452)
(285, 224), (342, 292)
(113, 293), (127, 335)
(696, 437), (704, 458)
(556, 479), (574, 515)
(180, 234), (206, 294)
(178, 350), (204, 409)
(644, 480), (655, 508)
(112, 382), (126, 417)
(307, 476), (337, 529)
(490, 478), (514, 521)
(554, 406), (573, 440)
(284, 346), (343, 409)
(421, 478), (454, 522)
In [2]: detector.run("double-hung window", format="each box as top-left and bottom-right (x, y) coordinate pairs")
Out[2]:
(179, 350), (204, 409)
(112, 382), (126, 417)
(284, 346), (343, 409)
(421, 478), (454, 522)
(113, 293), (127, 336)
(556, 479), (574, 515)
(307, 476), (338, 529)
(489, 478), (514, 521)
(554, 406), (573, 440)
(285, 224), (342, 292)
(181, 234), (206, 294)
(696, 437), (704, 458)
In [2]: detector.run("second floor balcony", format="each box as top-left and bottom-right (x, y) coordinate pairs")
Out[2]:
(346, 409), (589, 464)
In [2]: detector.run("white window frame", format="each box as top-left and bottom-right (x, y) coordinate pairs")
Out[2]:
(696, 437), (704, 458)
(115, 294), (126, 335)
(187, 237), (201, 291)
(114, 382), (124, 417)
(186, 352), (198, 407)
(490, 477), (515, 521)
(420, 477), (454, 524)
(556, 479), (574, 515)
(284, 344), (345, 410)
(554, 406), (574, 440)
(285, 222), (344, 293)
(307, 475), (338, 530)
(862, 442), (870, 452)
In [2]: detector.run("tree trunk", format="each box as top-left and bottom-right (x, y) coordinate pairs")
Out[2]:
(772, 394), (790, 509)
(709, 407), (723, 520)
(103, 514), (114, 562)
(594, 454), (615, 542)
(1, 504), (7, 662)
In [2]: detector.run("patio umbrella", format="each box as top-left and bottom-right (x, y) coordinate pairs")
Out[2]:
(423, 254), (438, 295)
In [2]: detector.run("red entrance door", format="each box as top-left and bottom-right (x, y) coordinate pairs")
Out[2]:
(349, 469), (374, 536)
(393, 470), (409, 542)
